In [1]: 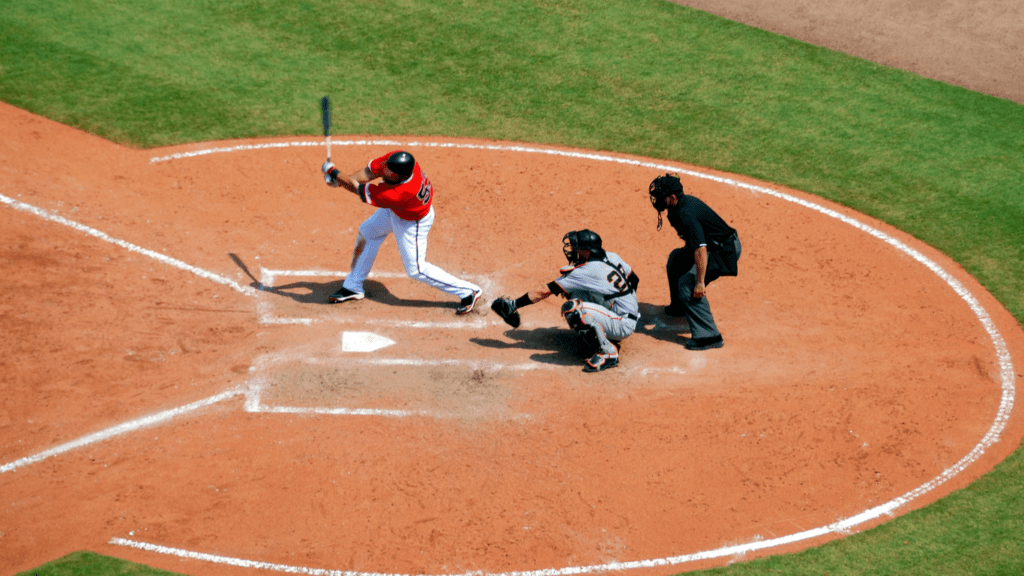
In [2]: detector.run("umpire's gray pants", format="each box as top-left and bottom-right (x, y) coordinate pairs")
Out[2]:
(672, 236), (742, 340)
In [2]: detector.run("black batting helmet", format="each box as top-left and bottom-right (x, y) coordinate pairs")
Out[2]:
(382, 151), (415, 182)
(562, 229), (604, 265)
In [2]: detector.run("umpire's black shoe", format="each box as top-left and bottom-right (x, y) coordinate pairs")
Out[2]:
(457, 289), (482, 315)
(684, 334), (724, 351)
(328, 287), (364, 303)
(583, 353), (619, 373)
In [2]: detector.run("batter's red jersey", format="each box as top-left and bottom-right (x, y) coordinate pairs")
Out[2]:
(358, 151), (433, 221)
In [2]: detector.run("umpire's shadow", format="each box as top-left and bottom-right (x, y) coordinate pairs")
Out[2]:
(634, 301), (693, 345)
(470, 327), (590, 367)
(228, 253), (450, 310)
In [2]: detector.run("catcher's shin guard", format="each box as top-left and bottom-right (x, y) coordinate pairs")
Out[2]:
(562, 299), (603, 354)
(577, 325), (602, 355)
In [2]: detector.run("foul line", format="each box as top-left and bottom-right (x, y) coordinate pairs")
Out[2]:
(0, 389), (244, 475)
(0, 193), (256, 296)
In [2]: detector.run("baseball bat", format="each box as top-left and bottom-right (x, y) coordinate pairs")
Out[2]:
(321, 96), (331, 161)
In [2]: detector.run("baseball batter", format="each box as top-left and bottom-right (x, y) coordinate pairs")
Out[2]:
(491, 230), (640, 372)
(322, 150), (482, 314)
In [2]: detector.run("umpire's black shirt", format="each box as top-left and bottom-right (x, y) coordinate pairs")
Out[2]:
(667, 195), (736, 252)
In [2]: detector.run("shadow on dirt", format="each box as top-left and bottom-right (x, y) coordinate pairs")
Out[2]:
(228, 253), (454, 310)
(471, 327), (589, 366)
(471, 301), (693, 365)
(634, 301), (692, 345)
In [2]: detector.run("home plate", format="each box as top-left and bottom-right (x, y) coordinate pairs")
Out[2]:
(341, 332), (396, 353)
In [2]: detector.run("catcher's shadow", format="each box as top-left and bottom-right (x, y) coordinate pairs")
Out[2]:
(471, 327), (591, 367)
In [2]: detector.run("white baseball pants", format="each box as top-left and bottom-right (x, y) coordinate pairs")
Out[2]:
(342, 207), (479, 298)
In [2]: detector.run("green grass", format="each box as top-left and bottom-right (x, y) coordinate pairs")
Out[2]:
(3, 0), (1023, 574)
(14, 551), (179, 576)
(695, 439), (1024, 575)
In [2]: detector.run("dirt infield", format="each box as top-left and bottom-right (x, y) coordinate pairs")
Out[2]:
(2, 101), (1023, 575)
(671, 0), (1024, 104)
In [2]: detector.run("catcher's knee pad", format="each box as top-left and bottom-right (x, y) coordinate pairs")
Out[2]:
(561, 299), (586, 331)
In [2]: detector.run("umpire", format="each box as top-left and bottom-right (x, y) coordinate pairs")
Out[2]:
(648, 173), (741, 350)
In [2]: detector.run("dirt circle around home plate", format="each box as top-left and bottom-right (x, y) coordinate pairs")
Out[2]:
(2, 101), (1023, 576)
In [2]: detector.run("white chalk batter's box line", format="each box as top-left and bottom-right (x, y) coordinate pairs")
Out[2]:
(256, 268), (496, 328)
(242, 370), (534, 420)
(0, 140), (1015, 576)
(241, 349), (695, 419)
(257, 267), (684, 334)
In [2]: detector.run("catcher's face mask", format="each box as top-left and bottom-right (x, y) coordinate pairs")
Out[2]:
(562, 231), (581, 264)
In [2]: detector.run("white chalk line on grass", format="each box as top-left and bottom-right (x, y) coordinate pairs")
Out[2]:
(116, 139), (1018, 574)
(0, 389), (244, 475)
(0, 193), (256, 297)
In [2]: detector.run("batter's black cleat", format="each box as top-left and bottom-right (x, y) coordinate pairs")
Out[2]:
(457, 289), (482, 315)
(583, 353), (619, 373)
(683, 334), (724, 350)
(328, 287), (364, 303)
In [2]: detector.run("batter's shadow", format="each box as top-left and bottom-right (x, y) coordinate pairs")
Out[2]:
(471, 327), (591, 367)
(227, 253), (450, 309)
(252, 279), (452, 310)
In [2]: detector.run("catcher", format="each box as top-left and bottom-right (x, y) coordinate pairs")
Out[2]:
(491, 230), (640, 372)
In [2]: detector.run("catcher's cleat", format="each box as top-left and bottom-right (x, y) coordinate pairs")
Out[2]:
(457, 289), (482, 315)
(683, 334), (724, 351)
(583, 353), (619, 373)
(328, 287), (364, 304)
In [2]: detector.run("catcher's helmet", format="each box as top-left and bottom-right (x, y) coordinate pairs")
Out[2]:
(562, 229), (604, 265)
(382, 151), (415, 182)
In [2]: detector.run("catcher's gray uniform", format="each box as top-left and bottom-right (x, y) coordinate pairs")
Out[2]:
(552, 251), (640, 356)
(490, 230), (639, 372)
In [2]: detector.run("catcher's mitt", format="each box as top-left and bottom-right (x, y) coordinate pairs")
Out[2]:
(490, 297), (521, 328)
